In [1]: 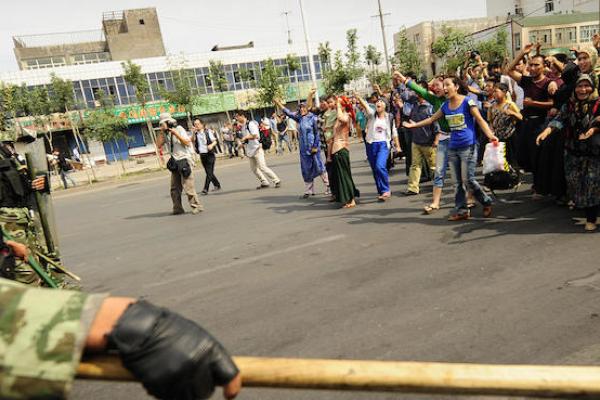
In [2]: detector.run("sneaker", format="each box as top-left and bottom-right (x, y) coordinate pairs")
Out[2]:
(256, 184), (270, 190)
(585, 222), (598, 232)
(191, 206), (204, 215)
(448, 213), (469, 221)
(274, 181), (282, 188)
(403, 190), (418, 196)
(201, 190), (208, 195)
(301, 193), (311, 199)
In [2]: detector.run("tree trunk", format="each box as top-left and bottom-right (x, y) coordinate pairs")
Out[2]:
(114, 139), (127, 173)
(109, 141), (122, 178)
(142, 104), (163, 168)
(66, 110), (96, 184)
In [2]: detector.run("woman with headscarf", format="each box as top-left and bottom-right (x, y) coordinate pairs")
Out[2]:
(536, 74), (600, 232)
(275, 99), (329, 198)
(328, 96), (360, 209)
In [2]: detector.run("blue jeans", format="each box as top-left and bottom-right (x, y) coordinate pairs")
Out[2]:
(448, 143), (491, 215)
(433, 138), (449, 188)
(366, 141), (390, 194)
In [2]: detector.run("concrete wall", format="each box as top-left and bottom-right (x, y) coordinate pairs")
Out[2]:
(14, 41), (108, 70)
(396, 16), (507, 77)
(103, 8), (166, 61)
(487, 0), (599, 17)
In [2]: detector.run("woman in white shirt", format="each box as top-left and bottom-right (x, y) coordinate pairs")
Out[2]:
(356, 94), (401, 201)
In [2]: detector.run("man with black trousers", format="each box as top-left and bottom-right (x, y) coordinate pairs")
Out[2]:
(192, 118), (221, 195)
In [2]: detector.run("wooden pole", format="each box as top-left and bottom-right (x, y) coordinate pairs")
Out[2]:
(78, 356), (600, 398)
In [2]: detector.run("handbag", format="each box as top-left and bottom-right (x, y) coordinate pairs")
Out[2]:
(166, 133), (178, 172)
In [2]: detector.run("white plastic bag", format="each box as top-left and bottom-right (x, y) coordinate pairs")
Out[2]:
(482, 142), (508, 175)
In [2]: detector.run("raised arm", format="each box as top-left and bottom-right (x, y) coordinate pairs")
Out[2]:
(506, 43), (534, 83)
(355, 93), (375, 118)
(402, 109), (443, 129)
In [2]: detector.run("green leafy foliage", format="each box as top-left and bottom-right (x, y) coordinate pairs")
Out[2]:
(367, 70), (391, 91)
(160, 69), (196, 117)
(364, 45), (382, 69)
(323, 51), (351, 95)
(476, 29), (509, 64)
(122, 60), (150, 105)
(431, 26), (473, 74)
(345, 29), (363, 80)
(49, 74), (75, 112)
(256, 58), (286, 107)
(318, 42), (332, 71)
(286, 53), (301, 74)
(392, 28), (422, 75)
(208, 60), (229, 93)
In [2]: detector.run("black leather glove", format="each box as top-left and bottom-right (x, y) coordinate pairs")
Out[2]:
(107, 300), (239, 400)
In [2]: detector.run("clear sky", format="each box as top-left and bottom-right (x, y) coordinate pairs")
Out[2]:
(0, 0), (487, 72)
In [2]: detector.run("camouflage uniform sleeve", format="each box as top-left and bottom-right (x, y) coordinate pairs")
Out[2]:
(0, 278), (107, 399)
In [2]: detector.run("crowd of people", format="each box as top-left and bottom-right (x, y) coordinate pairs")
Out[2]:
(159, 36), (600, 232)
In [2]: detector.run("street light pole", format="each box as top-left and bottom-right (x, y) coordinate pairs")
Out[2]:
(298, 0), (319, 107)
(377, 0), (391, 73)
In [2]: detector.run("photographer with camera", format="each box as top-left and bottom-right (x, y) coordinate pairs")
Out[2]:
(156, 113), (203, 215)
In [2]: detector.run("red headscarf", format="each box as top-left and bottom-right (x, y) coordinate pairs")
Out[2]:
(338, 96), (355, 122)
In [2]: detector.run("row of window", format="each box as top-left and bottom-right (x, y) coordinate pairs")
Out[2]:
(22, 52), (111, 70)
(529, 24), (599, 45)
(66, 55), (325, 109)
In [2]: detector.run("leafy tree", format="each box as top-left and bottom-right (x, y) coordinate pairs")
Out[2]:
(345, 29), (363, 80)
(392, 28), (422, 75)
(364, 45), (382, 70)
(286, 53), (302, 104)
(84, 90), (129, 174)
(161, 69), (195, 126)
(323, 50), (351, 95)
(208, 60), (229, 93)
(367, 71), (391, 91)
(431, 26), (472, 74)
(256, 58), (286, 112)
(318, 41), (332, 71)
(238, 68), (256, 89)
(0, 84), (21, 134)
(475, 29), (509, 64)
(122, 60), (161, 165)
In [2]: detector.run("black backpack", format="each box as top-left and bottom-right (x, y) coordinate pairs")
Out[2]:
(259, 127), (272, 150)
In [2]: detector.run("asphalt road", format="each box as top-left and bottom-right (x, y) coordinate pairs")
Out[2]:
(57, 144), (600, 400)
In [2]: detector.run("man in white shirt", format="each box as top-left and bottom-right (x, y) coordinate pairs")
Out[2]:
(156, 113), (203, 215)
(234, 111), (281, 189)
(192, 118), (221, 195)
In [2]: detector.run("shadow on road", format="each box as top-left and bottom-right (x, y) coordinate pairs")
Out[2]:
(124, 211), (174, 220)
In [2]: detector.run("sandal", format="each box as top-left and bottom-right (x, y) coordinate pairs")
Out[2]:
(342, 201), (356, 209)
(423, 204), (440, 215)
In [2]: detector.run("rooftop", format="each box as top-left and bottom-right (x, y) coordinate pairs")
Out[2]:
(13, 29), (105, 48)
(520, 11), (599, 27)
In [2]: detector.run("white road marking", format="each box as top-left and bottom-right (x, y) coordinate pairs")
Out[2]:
(144, 234), (346, 289)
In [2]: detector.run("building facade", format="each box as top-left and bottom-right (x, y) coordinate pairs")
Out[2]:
(395, 16), (508, 77)
(13, 8), (165, 71)
(1, 45), (325, 164)
(487, 0), (598, 18)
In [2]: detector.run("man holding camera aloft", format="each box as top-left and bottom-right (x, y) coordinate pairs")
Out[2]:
(156, 113), (203, 215)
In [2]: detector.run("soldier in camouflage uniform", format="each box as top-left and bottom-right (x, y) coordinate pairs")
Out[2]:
(0, 130), (59, 286)
(0, 241), (241, 399)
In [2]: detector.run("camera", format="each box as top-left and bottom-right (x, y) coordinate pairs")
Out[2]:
(165, 120), (177, 129)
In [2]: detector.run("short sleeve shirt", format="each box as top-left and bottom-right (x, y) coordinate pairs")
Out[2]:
(166, 126), (194, 161)
(244, 121), (261, 157)
(519, 75), (551, 118)
(195, 129), (217, 154)
(442, 97), (478, 149)
(0, 278), (107, 400)
(286, 118), (297, 131)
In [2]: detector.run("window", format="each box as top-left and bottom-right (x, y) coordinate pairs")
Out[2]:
(555, 27), (577, 44)
(529, 29), (551, 45)
(514, 33), (522, 51)
(514, 5), (523, 15)
(139, 19), (145, 25)
(73, 52), (110, 65)
(23, 56), (66, 69)
(413, 33), (421, 46)
(545, 0), (554, 13)
(580, 25), (600, 42)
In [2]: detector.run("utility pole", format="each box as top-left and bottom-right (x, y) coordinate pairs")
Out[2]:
(283, 11), (293, 46)
(376, 0), (391, 73)
(298, 0), (319, 107)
